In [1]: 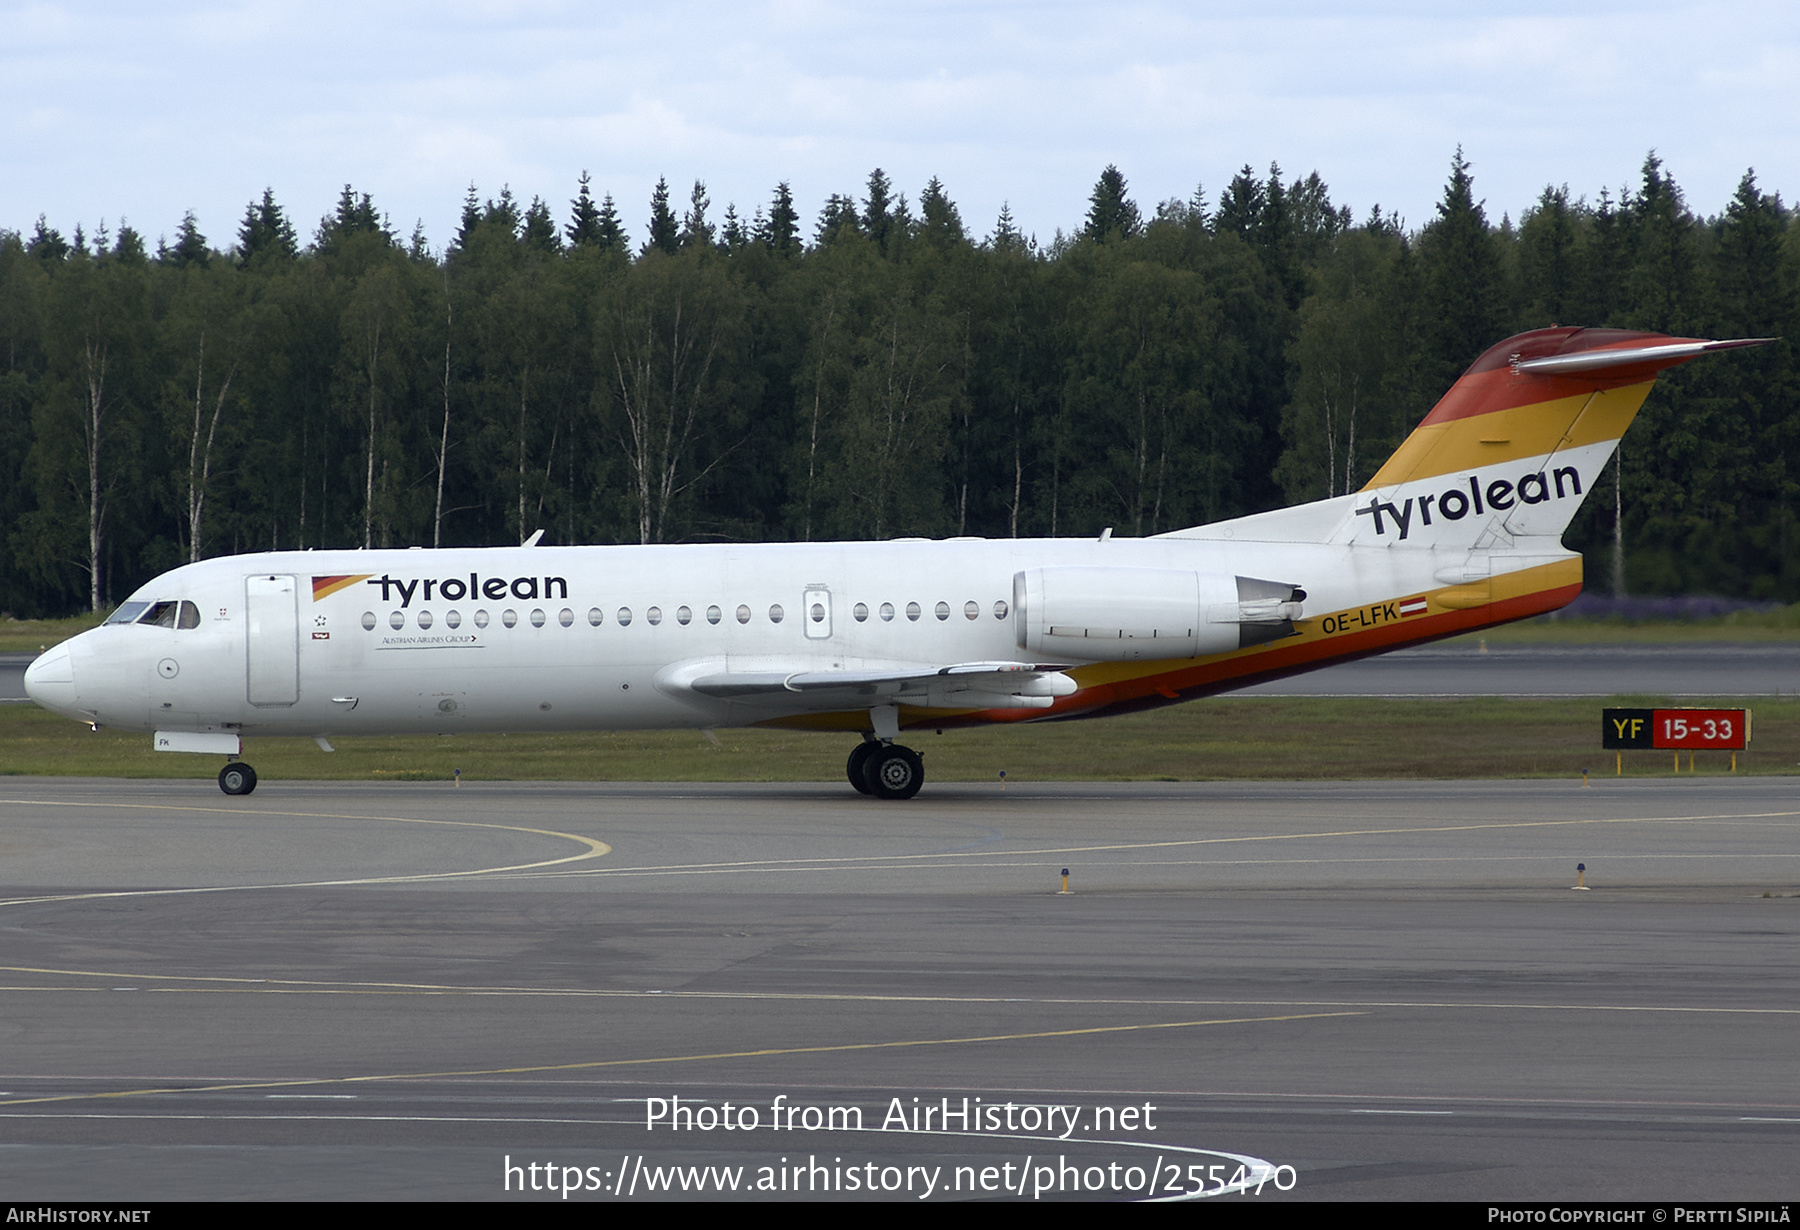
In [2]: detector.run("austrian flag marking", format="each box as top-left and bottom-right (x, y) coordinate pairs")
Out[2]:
(1399, 597), (1428, 618)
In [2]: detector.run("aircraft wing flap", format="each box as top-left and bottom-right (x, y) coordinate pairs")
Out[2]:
(681, 660), (1078, 709)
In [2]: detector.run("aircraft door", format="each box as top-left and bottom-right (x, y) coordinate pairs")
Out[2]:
(246, 574), (300, 706)
(803, 584), (833, 640)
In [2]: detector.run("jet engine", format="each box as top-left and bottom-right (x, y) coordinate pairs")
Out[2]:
(1012, 567), (1305, 660)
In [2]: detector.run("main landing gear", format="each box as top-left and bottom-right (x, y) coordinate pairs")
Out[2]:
(219, 761), (258, 796)
(846, 739), (923, 800)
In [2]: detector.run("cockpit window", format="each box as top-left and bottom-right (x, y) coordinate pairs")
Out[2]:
(107, 600), (201, 628)
(135, 601), (200, 629)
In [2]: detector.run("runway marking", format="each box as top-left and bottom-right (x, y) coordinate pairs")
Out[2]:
(0, 1011), (1361, 1108)
(4, 966), (1798, 1020)
(0, 798), (611, 906)
(514, 808), (1800, 881)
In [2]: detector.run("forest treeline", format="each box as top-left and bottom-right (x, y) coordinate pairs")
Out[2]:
(2, 152), (1796, 617)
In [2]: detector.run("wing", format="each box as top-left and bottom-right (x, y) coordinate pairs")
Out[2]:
(660, 660), (1079, 712)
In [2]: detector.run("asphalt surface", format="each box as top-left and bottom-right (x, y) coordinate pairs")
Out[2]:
(1, 777), (1795, 1202)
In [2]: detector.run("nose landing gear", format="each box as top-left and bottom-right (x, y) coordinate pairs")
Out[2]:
(218, 762), (259, 796)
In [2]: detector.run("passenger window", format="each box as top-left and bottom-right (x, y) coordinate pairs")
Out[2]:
(769, 604), (784, 624)
(994, 600), (1009, 619)
(854, 602), (868, 622)
(475, 610), (490, 628)
(706, 605), (722, 625)
(418, 610), (434, 629)
(502, 610), (518, 628)
(735, 605), (751, 624)
(389, 611), (405, 629)
(446, 610), (462, 628)
(905, 602), (921, 622)
(588, 607), (604, 626)
(361, 611), (376, 630)
(934, 601), (950, 621)
(963, 601), (978, 621)
(647, 606), (663, 626)
(676, 606), (692, 625)
(879, 602), (895, 622)
(559, 608), (574, 627)
(530, 609), (546, 627)
(618, 607), (633, 626)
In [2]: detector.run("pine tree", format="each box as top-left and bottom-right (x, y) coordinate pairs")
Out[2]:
(1716, 170), (1791, 338)
(1518, 185), (1578, 326)
(1419, 147), (1505, 384)
(237, 188), (298, 265)
(523, 195), (559, 253)
(28, 216), (69, 262)
(766, 182), (800, 254)
(317, 185), (390, 253)
(595, 193), (628, 254)
(679, 180), (713, 250)
(1626, 152), (1698, 334)
(455, 184), (482, 252)
(1214, 166), (1263, 238)
(1082, 165), (1140, 242)
(169, 211), (211, 268)
(863, 168), (895, 252)
(815, 193), (861, 244)
(485, 187), (521, 239)
(112, 221), (146, 264)
(919, 177), (966, 250)
(645, 177), (679, 255)
(990, 202), (1023, 251)
(720, 204), (745, 252)
(1288, 171), (1347, 262)
(566, 171), (603, 248)
(1189, 182), (1209, 223)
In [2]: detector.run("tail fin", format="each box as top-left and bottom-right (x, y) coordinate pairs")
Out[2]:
(1350, 328), (1769, 552)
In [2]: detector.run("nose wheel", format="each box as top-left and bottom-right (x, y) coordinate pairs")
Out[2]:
(219, 762), (258, 796)
(848, 742), (923, 800)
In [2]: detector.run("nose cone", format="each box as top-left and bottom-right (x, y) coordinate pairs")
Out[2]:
(24, 647), (79, 717)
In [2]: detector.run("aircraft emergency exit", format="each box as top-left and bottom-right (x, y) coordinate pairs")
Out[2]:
(24, 327), (1769, 798)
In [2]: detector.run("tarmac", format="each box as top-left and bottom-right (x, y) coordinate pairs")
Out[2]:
(1, 776), (1796, 1201)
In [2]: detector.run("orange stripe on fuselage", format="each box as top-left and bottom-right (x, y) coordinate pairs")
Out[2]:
(751, 559), (1584, 734)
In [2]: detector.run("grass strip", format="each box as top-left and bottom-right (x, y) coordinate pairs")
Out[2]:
(1, 696), (1791, 784)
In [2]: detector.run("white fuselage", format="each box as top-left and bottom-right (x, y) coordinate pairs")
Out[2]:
(24, 528), (1502, 739)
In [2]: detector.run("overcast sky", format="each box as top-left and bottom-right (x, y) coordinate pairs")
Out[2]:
(6, 1), (1797, 254)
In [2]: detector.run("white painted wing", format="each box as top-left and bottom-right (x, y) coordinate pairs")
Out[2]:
(680, 660), (1078, 711)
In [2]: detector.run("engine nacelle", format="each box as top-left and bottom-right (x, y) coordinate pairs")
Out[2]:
(1012, 567), (1305, 661)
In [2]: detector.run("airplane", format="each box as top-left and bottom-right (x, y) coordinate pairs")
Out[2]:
(24, 326), (1770, 799)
